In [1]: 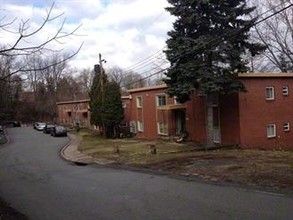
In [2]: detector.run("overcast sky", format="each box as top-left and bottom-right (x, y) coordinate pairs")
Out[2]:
(0, 0), (175, 73)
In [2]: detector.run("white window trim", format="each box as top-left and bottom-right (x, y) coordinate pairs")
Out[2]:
(157, 122), (168, 135)
(265, 87), (275, 100)
(137, 121), (144, 132)
(284, 122), (290, 132)
(282, 86), (289, 96)
(136, 96), (142, 108)
(156, 94), (167, 107)
(267, 124), (276, 138)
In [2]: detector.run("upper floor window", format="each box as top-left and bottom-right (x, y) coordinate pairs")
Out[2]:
(284, 122), (290, 132)
(174, 97), (183, 105)
(265, 87), (275, 100)
(156, 95), (166, 106)
(267, 124), (276, 138)
(136, 96), (142, 108)
(282, 86), (289, 96)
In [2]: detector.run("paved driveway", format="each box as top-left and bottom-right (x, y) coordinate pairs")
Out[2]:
(0, 127), (292, 220)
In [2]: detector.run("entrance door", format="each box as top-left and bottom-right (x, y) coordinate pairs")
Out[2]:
(213, 106), (221, 143)
(174, 110), (186, 135)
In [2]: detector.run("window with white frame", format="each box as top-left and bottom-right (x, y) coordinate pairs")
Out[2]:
(174, 96), (183, 105)
(156, 95), (167, 106)
(136, 96), (142, 108)
(265, 87), (275, 100)
(137, 121), (144, 132)
(157, 122), (168, 135)
(267, 124), (276, 138)
(284, 122), (290, 132)
(282, 86), (289, 96)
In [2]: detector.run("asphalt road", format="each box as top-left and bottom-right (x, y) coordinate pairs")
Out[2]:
(0, 127), (292, 220)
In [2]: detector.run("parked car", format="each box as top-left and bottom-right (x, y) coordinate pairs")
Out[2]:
(43, 124), (55, 134)
(35, 122), (46, 131)
(1, 121), (21, 128)
(33, 122), (39, 129)
(0, 125), (4, 133)
(51, 125), (67, 137)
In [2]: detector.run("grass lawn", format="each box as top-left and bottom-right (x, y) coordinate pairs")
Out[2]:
(77, 130), (293, 191)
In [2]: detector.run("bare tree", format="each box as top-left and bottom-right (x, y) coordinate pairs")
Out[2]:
(251, 0), (293, 72)
(106, 66), (147, 91)
(0, 3), (82, 81)
(75, 68), (95, 94)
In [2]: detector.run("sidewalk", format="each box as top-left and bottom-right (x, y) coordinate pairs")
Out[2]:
(60, 133), (114, 165)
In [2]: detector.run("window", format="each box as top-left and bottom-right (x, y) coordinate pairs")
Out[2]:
(157, 122), (168, 135)
(129, 121), (137, 133)
(174, 97), (183, 105)
(119, 122), (127, 127)
(156, 95), (167, 106)
(122, 102), (127, 108)
(137, 121), (144, 132)
(282, 86), (289, 96)
(265, 87), (275, 100)
(267, 124), (276, 138)
(136, 96), (142, 108)
(284, 122), (290, 132)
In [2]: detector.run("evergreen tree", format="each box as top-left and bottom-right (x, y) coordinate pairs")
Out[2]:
(164, 0), (265, 147)
(103, 81), (124, 137)
(89, 67), (106, 127)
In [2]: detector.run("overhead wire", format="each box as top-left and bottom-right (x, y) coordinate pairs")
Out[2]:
(124, 0), (288, 73)
(125, 2), (293, 87)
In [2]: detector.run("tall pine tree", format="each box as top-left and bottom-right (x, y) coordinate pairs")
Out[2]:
(89, 67), (123, 138)
(89, 66), (106, 128)
(164, 0), (265, 147)
(103, 81), (124, 138)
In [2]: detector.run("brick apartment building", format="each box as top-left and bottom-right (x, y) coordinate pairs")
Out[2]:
(125, 73), (293, 150)
(56, 72), (293, 150)
(56, 99), (90, 127)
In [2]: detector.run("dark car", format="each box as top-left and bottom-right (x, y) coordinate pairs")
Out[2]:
(1, 121), (21, 128)
(51, 125), (67, 137)
(0, 125), (4, 133)
(43, 124), (55, 134)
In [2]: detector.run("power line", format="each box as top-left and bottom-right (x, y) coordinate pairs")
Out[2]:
(125, 2), (293, 88)
(123, 1), (290, 75)
(123, 46), (166, 72)
(255, 3), (293, 25)
(124, 67), (168, 88)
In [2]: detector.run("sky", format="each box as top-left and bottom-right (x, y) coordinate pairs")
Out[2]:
(0, 0), (175, 73)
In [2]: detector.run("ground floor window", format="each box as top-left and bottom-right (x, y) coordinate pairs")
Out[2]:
(267, 124), (276, 138)
(157, 122), (168, 135)
(137, 121), (144, 132)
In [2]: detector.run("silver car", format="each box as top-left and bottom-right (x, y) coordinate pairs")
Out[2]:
(35, 122), (46, 131)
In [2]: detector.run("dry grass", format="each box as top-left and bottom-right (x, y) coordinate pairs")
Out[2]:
(77, 130), (293, 190)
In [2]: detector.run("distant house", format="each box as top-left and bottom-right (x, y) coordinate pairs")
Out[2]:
(56, 99), (90, 127)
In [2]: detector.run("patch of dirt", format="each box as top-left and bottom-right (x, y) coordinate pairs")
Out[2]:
(138, 152), (293, 191)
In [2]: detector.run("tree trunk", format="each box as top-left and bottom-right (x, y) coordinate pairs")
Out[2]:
(206, 94), (215, 149)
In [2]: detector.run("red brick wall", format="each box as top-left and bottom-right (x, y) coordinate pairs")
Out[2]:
(185, 93), (206, 144)
(220, 94), (240, 146)
(57, 100), (90, 127)
(239, 78), (293, 150)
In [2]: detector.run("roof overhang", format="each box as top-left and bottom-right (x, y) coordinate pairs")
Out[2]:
(157, 104), (186, 110)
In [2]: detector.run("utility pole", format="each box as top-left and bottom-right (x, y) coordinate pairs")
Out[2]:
(99, 53), (105, 103)
(99, 53), (106, 137)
